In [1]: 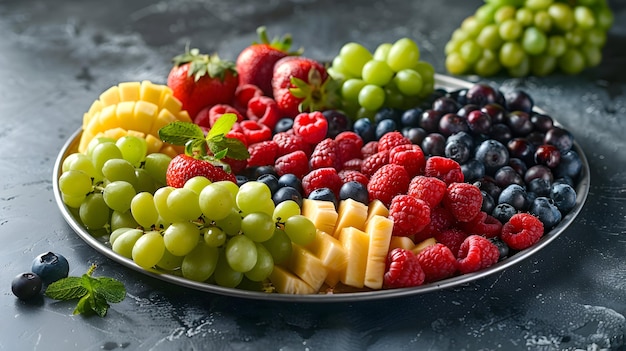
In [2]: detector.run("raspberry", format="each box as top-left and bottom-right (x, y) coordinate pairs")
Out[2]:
(338, 169), (369, 187)
(302, 167), (342, 197)
(335, 131), (364, 149)
(407, 175), (447, 208)
(435, 228), (468, 257)
(457, 235), (500, 274)
(367, 164), (410, 207)
(416, 243), (458, 283)
(335, 131), (363, 164)
(443, 182), (483, 222)
(194, 104), (244, 129)
(389, 144), (425, 178)
(459, 211), (503, 238)
(233, 83), (263, 114)
(293, 111), (328, 144)
(424, 156), (464, 184)
(246, 95), (281, 131)
(500, 213), (544, 250)
(222, 157), (248, 175)
(247, 140), (278, 168)
(342, 158), (363, 171)
(274, 150), (310, 179)
(225, 129), (248, 147)
(377, 131), (411, 153)
(361, 141), (379, 158)
(361, 150), (389, 177)
(415, 205), (456, 242)
(383, 248), (425, 288)
(309, 138), (341, 170)
(240, 119), (272, 144)
(272, 132), (311, 157)
(389, 195), (431, 237)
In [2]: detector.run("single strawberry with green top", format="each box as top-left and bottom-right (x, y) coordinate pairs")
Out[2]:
(159, 113), (249, 188)
(167, 48), (238, 119)
(236, 26), (300, 98)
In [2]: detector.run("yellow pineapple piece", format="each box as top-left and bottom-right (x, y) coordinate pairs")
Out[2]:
(131, 100), (158, 135)
(338, 227), (369, 288)
(160, 92), (182, 115)
(366, 199), (389, 224)
(306, 230), (347, 287)
(102, 127), (130, 140)
(412, 237), (437, 255)
(145, 134), (164, 155)
(301, 199), (338, 235)
(159, 145), (182, 158)
(115, 101), (135, 130)
(139, 80), (164, 106)
(287, 244), (328, 292)
(149, 108), (178, 137)
(364, 215), (393, 290)
(98, 85), (120, 108)
(333, 198), (368, 238)
(269, 266), (316, 295)
(177, 110), (192, 123)
(389, 236), (415, 251)
(325, 269), (341, 288)
(118, 81), (141, 102)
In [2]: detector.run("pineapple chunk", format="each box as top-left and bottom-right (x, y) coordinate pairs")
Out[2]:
(364, 215), (393, 290)
(139, 80), (164, 106)
(269, 266), (316, 294)
(98, 85), (120, 108)
(302, 199), (338, 235)
(389, 236), (415, 251)
(131, 100), (158, 135)
(412, 237), (437, 255)
(338, 227), (369, 288)
(333, 198), (368, 238)
(159, 93), (182, 115)
(306, 230), (347, 287)
(366, 199), (389, 224)
(287, 244), (328, 292)
(118, 81), (141, 102)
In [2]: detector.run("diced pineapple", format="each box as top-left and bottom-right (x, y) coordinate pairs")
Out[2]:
(145, 134), (164, 155)
(366, 199), (389, 224)
(412, 237), (437, 255)
(287, 244), (328, 292)
(364, 215), (393, 290)
(333, 198), (368, 238)
(131, 100), (158, 135)
(118, 81), (141, 102)
(389, 236), (415, 251)
(269, 266), (316, 294)
(159, 93), (182, 115)
(98, 85), (120, 107)
(338, 227), (369, 288)
(307, 230), (348, 281)
(302, 199), (338, 235)
(139, 80), (164, 106)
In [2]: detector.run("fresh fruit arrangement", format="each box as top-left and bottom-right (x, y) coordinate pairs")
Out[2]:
(445, 0), (614, 77)
(55, 27), (585, 296)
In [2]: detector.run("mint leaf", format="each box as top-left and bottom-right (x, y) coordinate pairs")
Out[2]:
(159, 121), (205, 146)
(91, 293), (111, 318)
(206, 113), (237, 139)
(93, 277), (126, 303)
(222, 138), (250, 160)
(74, 294), (92, 316)
(45, 277), (88, 300)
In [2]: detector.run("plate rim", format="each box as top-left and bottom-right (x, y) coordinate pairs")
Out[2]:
(52, 74), (591, 302)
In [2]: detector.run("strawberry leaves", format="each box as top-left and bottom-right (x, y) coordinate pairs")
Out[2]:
(172, 48), (237, 82)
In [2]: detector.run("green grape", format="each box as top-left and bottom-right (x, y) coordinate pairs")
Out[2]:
(79, 193), (110, 229)
(451, 29), (470, 43)
(91, 142), (123, 173)
(132, 230), (165, 269)
(181, 243), (218, 282)
(112, 228), (143, 258)
(546, 35), (567, 57)
(338, 42), (373, 77)
(548, 3), (575, 31)
(525, 0), (554, 11)
(355, 107), (377, 121)
(214, 249), (243, 288)
(211, 180), (239, 200)
(167, 187), (202, 221)
(459, 40), (482, 65)
(134, 168), (156, 194)
(383, 83), (407, 109)
(494, 5), (516, 23)
(116, 135), (147, 167)
(131, 192), (159, 228)
(59, 170), (93, 197)
(331, 55), (357, 81)
(143, 153), (171, 186)
(362, 60), (394, 86)
(225, 235), (257, 272)
(586, 28), (607, 47)
(102, 158), (138, 187)
(515, 7), (534, 26)
(386, 38), (420, 72)
(62, 153), (81, 173)
(522, 26), (548, 55)
(461, 16), (485, 37)
(163, 221), (200, 256)
(110, 210), (138, 232)
(507, 55), (530, 77)
(534, 11), (553, 32)
(445, 52), (469, 75)
(558, 48), (586, 75)
(476, 24), (503, 50)
(214, 208), (243, 236)
(203, 226), (227, 247)
(62, 193), (85, 208)
(499, 41), (526, 68)
(241, 212), (275, 242)
(199, 182), (235, 221)
(86, 137), (116, 157)
(283, 214), (316, 246)
(244, 243), (274, 282)
(262, 228), (292, 265)
(393, 69), (424, 96)
(531, 55), (557, 76)
(444, 38), (463, 56)
(372, 42), (392, 61)
(413, 61), (435, 95)
(358, 84), (385, 111)
(273, 200), (300, 223)
(596, 7), (614, 30)
(341, 78), (367, 103)
(183, 175), (212, 195)
(327, 66), (349, 82)
(109, 227), (135, 246)
(581, 45), (602, 67)
(474, 49), (502, 76)
(236, 181), (273, 216)
(103, 180), (136, 213)
(153, 186), (185, 223)
(574, 6), (596, 29)
(156, 247), (184, 271)
(475, 4), (498, 24)
(565, 27), (585, 47)
(499, 19), (523, 41)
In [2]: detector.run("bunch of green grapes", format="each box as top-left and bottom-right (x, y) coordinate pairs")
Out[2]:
(328, 38), (436, 119)
(445, 0), (614, 77)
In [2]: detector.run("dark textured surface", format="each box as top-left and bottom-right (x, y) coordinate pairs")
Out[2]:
(1, 0), (626, 350)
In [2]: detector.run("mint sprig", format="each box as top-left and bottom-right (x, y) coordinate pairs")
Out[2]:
(158, 113), (249, 161)
(45, 264), (126, 317)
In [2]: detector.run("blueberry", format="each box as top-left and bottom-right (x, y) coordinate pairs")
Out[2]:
(527, 177), (552, 197)
(494, 165), (524, 187)
(492, 203), (517, 223)
(353, 118), (376, 143)
(488, 123), (513, 145)
(550, 183), (577, 214)
(31, 252), (69, 284)
(11, 272), (43, 300)
(421, 133), (446, 156)
(375, 119), (397, 140)
(273, 186), (303, 208)
(438, 113), (468, 136)
(402, 127), (427, 145)
(278, 174), (303, 195)
(555, 150), (582, 180)
(257, 173), (280, 195)
(505, 111), (534, 136)
(481, 190), (496, 214)
(544, 126), (574, 152)
(474, 139), (510, 175)
(447, 131), (474, 149)
(462, 159), (486, 183)
(253, 166), (278, 179)
(505, 90), (534, 114)
(432, 96), (460, 114)
(274, 117), (294, 133)
(447, 88), (468, 105)
(465, 83), (501, 107)
(338, 181), (369, 205)
(323, 110), (351, 139)
(530, 197), (562, 229)
(445, 138), (471, 164)
(236, 175), (249, 187)
(308, 187), (338, 208)
(374, 107), (402, 125)
(400, 108), (422, 128)
(489, 237), (510, 259)
(419, 109), (443, 132)
(498, 184), (529, 211)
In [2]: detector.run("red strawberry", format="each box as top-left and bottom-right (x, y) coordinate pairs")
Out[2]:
(272, 56), (335, 118)
(167, 48), (238, 119)
(236, 26), (297, 97)
(166, 154), (236, 188)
